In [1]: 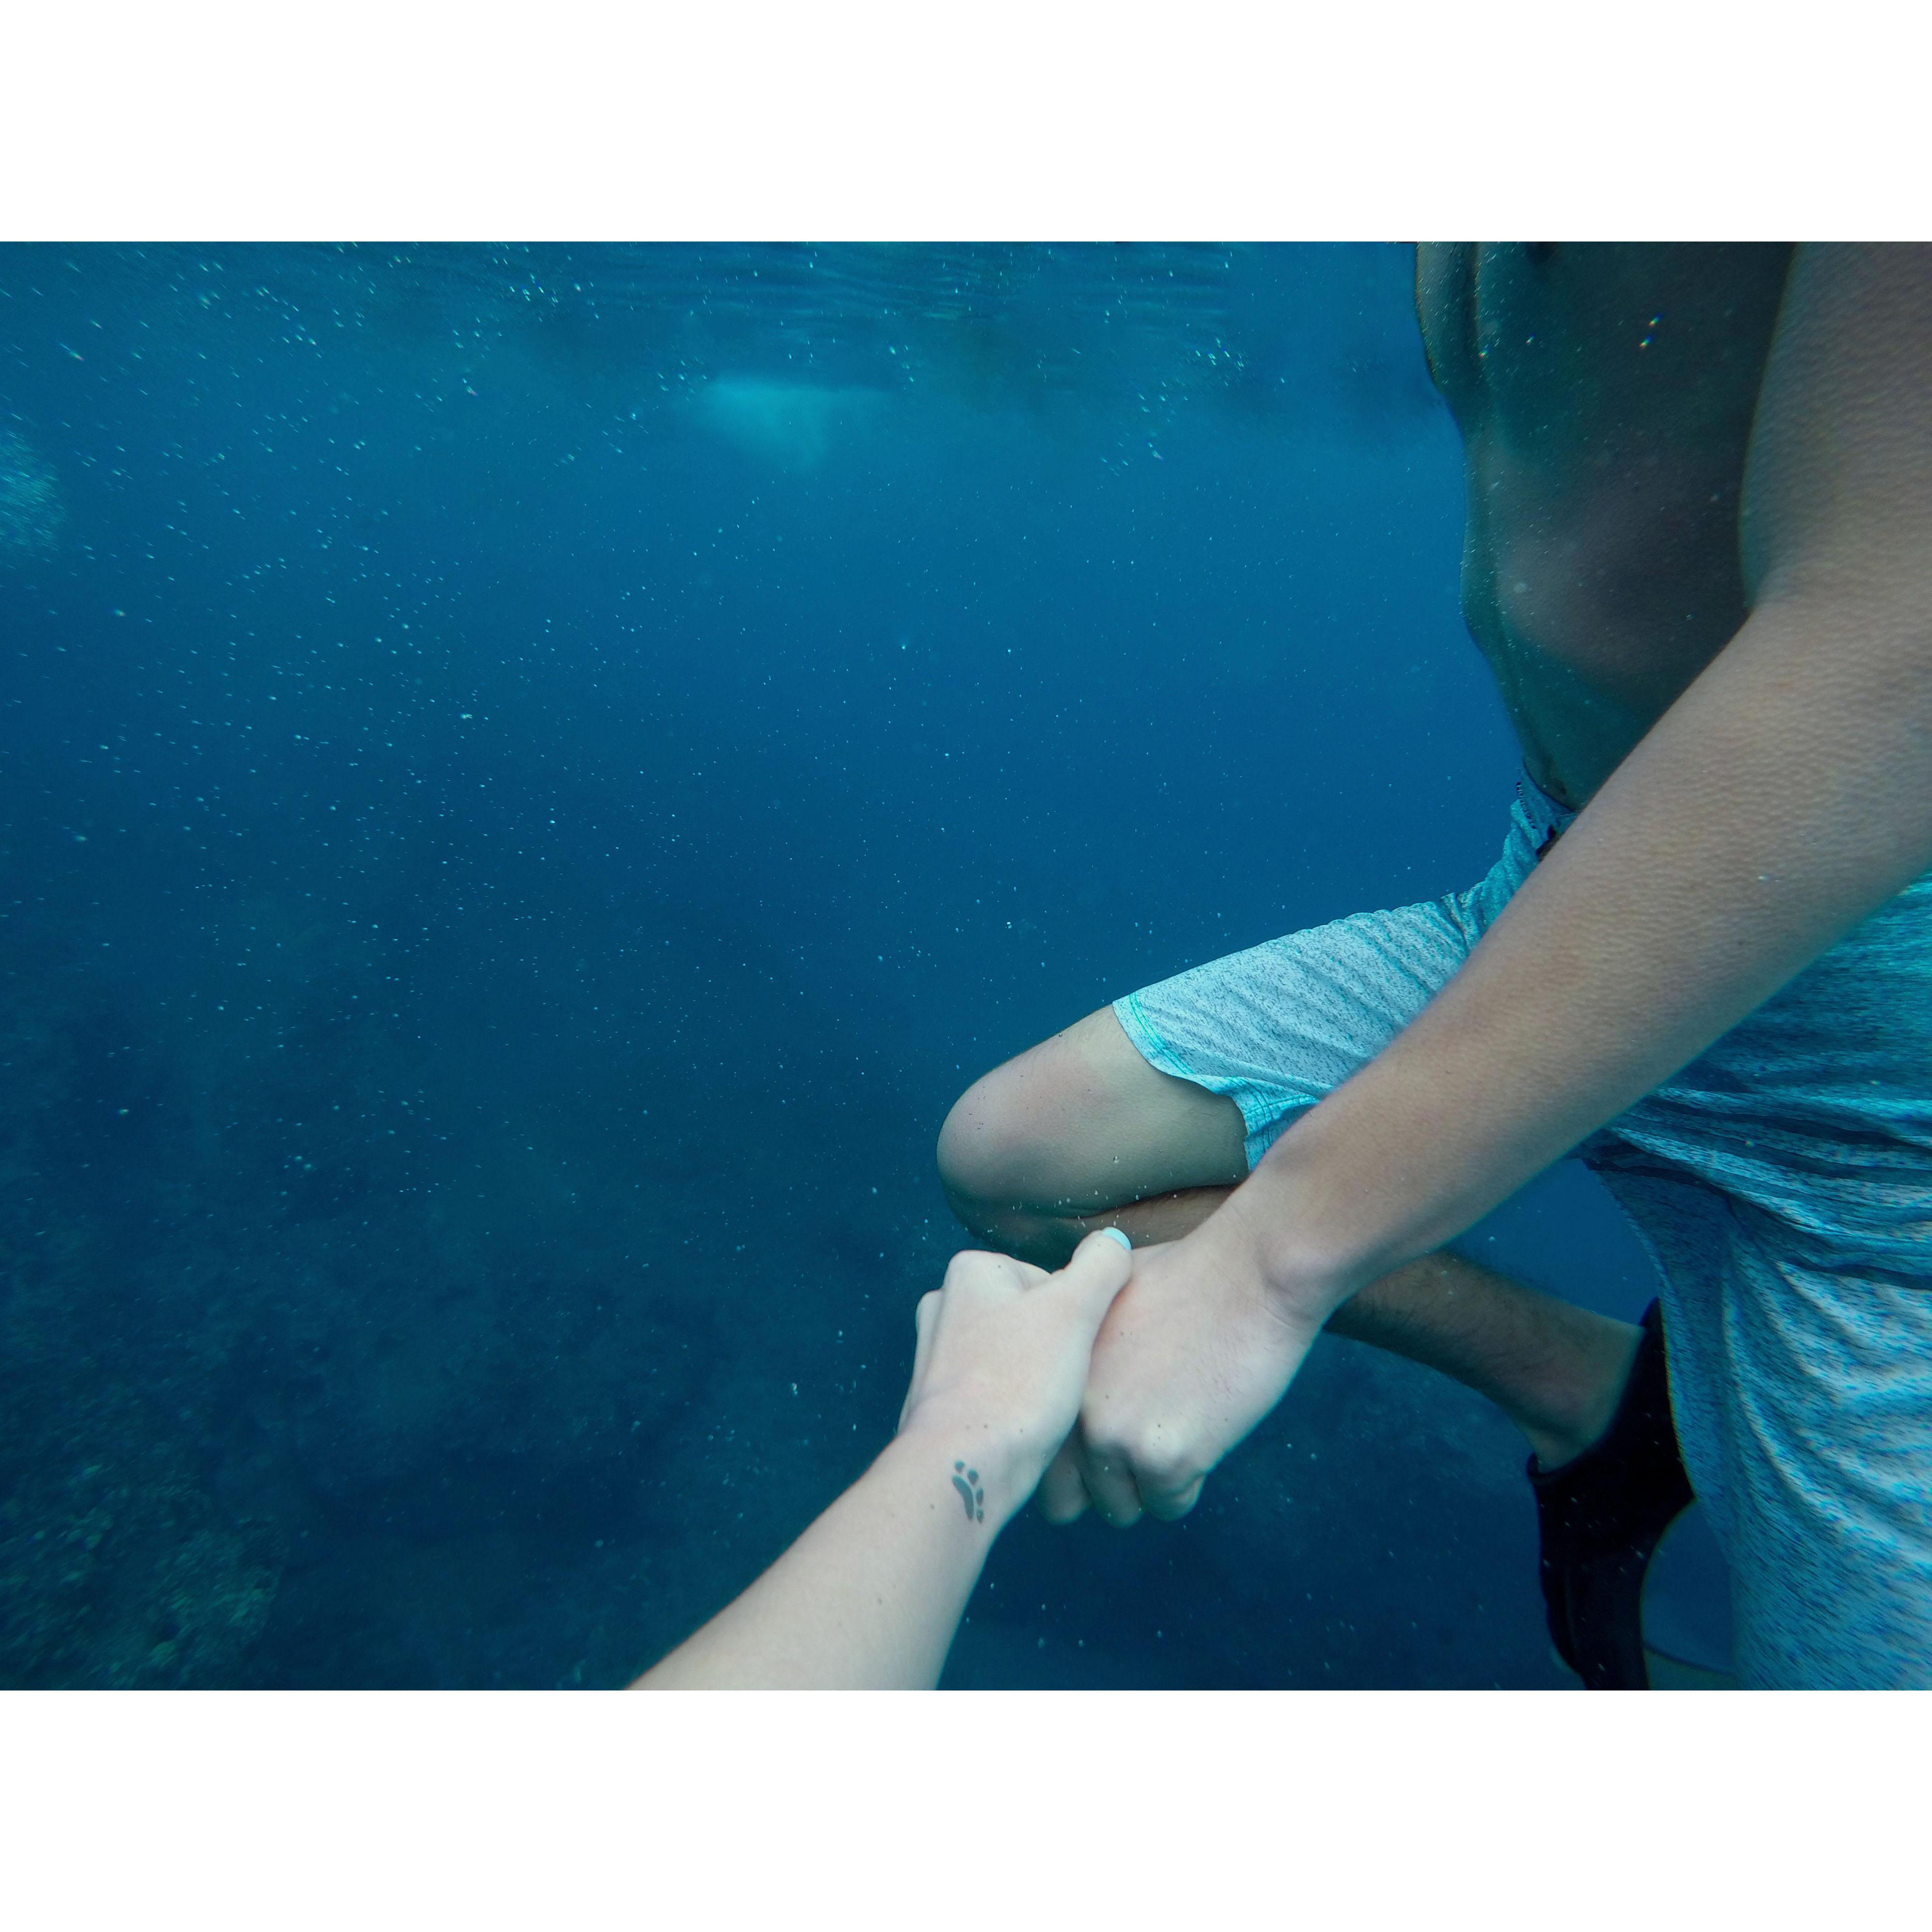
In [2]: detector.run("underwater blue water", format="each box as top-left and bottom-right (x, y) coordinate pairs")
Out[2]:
(0, 243), (1725, 1686)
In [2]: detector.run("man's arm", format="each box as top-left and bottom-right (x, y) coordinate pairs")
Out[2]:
(1065, 243), (1932, 1525)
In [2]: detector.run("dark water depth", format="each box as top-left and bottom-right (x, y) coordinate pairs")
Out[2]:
(0, 243), (1707, 1687)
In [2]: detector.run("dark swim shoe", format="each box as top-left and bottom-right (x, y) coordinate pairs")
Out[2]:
(1528, 1300), (1694, 1690)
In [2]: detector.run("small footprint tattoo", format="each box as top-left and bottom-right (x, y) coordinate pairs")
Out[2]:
(952, 1461), (984, 1523)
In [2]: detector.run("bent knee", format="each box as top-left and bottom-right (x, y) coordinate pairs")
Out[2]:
(935, 1006), (1167, 1220)
(936, 1068), (1100, 1268)
(936, 1066), (1046, 1215)
(937, 1006), (1246, 1238)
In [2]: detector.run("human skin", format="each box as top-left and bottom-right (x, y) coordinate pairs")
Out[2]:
(937, 1010), (1642, 1468)
(633, 1231), (1130, 1689)
(1052, 244), (1932, 1525)
(941, 245), (1805, 1469)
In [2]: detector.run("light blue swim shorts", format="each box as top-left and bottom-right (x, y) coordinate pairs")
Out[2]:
(1114, 775), (1932, 1689)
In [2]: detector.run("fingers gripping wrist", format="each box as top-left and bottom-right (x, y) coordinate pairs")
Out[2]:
(895, 1230), (1133, 1493)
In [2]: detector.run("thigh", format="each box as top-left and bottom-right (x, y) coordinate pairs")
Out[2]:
(941, 843), (1517, 1222)
(1594, 1164), (1932, 1686)
(938, 1007), (1248, 1216)
(1114, 891), (1485, 1170)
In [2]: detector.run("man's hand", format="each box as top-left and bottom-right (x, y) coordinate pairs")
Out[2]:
(1037, 1222), (1332, 1527)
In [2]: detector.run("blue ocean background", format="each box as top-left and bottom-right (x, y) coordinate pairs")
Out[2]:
(0, 242), (1724, 1687)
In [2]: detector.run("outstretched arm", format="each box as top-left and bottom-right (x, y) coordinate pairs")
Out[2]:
(635, 1230), (1130, 1688)
(1060, 242), (1932, 1526)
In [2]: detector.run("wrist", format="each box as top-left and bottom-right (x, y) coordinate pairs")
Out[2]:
(890, 1403), (1046, 1532)
(1203, 1154), (1370, 1330)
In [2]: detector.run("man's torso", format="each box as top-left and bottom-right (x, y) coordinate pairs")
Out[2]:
(1416, 242), (1795, 805)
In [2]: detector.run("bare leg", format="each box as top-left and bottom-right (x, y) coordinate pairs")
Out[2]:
(1328, 1251), (1640, 1467)
(938, 1009), (1640, 1468)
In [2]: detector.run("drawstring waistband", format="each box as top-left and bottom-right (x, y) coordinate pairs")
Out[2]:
(1516, 768), (1580, 861)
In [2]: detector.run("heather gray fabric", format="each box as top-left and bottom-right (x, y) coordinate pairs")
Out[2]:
(1114, 775), (1932, 1688)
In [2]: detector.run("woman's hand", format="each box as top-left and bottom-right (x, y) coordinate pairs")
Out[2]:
(894, 1229), (1133, 1529)
(636, 1230), (1134, 1687)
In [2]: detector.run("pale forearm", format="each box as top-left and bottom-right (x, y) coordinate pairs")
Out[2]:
(1224, 587), (1932, 1310)
(634, 1430), (1010, 1690)
(637, 1236), (1132, 1686)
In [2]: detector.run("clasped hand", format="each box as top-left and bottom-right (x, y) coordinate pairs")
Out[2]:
(894, 1229), (1133, 1525)
(906, 1222), (1333, 1532)
(1038, 1228), (1330, 1527)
